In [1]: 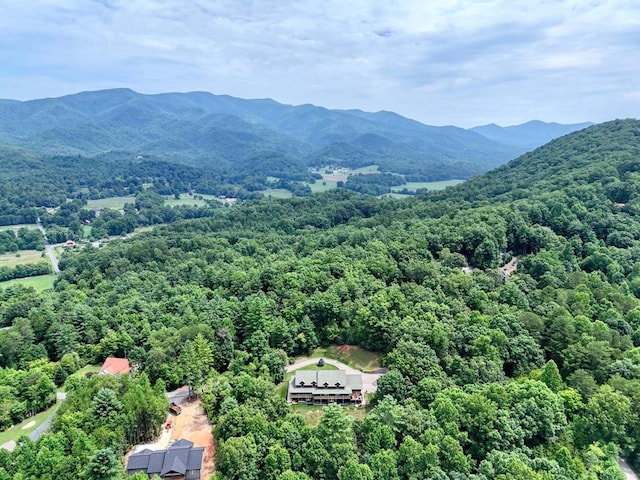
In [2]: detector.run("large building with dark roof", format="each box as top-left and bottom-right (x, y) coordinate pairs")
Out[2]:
(288, 369), (363, 405)
(126, 439), (204, 480)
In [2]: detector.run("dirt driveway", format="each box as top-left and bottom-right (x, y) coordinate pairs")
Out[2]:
(127, 391), (215, 479)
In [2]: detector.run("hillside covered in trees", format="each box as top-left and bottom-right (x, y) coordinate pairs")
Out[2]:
(0, 89), (523, 182)
(1, 119), (640, 479)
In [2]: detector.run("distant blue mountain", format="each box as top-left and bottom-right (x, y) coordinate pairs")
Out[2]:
(470, 120), (593, 150)
(0, 89), (581, 181)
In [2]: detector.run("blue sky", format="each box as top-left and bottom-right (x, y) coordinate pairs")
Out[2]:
(1, 0), (638, 127)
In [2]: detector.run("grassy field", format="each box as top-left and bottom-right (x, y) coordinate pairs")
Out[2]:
(86, 196), (135, 210)
(350, 165), (380, 174)
(308, 179), (338, 193)
(298, 363), (339, 371)
(0, 274), (56, 291)
(291, 404), (369, 427)
(0, 250), (45, 267)
(73, 364), (101, 377)
(0, 224), (36, 232)
(164, 195), (207, 207)
(0, 402), (58, 446)
(259, 188), (293, 199)
(391, 179), (465, 193)
(304, 345), (382, 372)
(56, 364), (101, 393)
(132, 225), (156, 235)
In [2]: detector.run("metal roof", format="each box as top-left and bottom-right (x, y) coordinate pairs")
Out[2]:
(126, 439), (204, 476)
(290, 369), (362, 392)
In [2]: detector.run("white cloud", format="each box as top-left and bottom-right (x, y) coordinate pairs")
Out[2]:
(0, 0), (638, 126)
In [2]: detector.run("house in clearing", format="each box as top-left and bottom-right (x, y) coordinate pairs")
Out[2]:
(99, 357), (131, 375)
(289, 369), (363, 405)
(126, 439), (204, 479)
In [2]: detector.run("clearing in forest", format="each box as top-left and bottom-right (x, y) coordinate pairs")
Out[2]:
(127, 394), (215, 479)
(308, 345), (382, 372)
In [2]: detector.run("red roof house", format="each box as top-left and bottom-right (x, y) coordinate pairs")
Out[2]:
(99, 357), (131, 375)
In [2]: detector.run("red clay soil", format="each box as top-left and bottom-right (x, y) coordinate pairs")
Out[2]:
(335, 345), (358, 354)
(171, 398), (215, 479)
(500, 256), (519, 277)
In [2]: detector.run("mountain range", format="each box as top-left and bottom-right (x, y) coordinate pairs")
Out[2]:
(0, 89), (591, 181)
(471, 120), (593, 150)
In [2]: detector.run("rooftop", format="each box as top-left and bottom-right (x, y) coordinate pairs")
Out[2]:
(290, 369), (362, 391)
(99, 357), (131, 375)
(127, 439), (204, 476)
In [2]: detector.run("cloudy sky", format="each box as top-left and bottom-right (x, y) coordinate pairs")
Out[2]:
(0, 0), (638, 127)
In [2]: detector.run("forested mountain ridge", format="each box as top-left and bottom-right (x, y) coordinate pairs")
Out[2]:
(441, 119), (640, 203)
(0, 89), (522, 180)
(471, 120), (593, 149)
(2, 120), (640, 479)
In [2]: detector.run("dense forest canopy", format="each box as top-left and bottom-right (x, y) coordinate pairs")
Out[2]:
(0, 119), (639, 479)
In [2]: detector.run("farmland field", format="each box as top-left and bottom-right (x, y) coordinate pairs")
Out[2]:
(307, 179), (338, 193)
(86, 196), (135, 210)
(164, 195), (208, 207)
(391, 179), (465, 192)
(259, 188), (293, 199)
(0, 274), (56, 291)
(0, 224), (36, 232)
(0, 250), (45, 267)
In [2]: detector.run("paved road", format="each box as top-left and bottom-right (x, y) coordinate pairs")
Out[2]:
(29, 410), (55, 441)
(167, 386), (190, 405)
(286, 357), (386, 405)
(36, 220), (60, 275)
(619, 458), (639, 480)
(27, 392), (66, 442)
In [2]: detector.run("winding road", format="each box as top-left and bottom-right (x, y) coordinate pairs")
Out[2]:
(36, 219), (60, 275)
(619, 458), (639, 480)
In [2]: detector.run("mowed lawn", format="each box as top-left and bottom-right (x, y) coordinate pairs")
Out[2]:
(86, 196), (135, 210)
(56, 364), (101, 392)
(0, 402), (58, 446)
(0, 224), (36, 232)
(0, 274), (56, 291)
(0, 250), (46, 267)
(291, 404), (369, 427)
(307, 345), (382, 372)
(0, 363), (101, 448)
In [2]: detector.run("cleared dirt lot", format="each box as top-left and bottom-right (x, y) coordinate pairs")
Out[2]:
(172, 398), (215, 479)
(127, 393), (215, 479)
